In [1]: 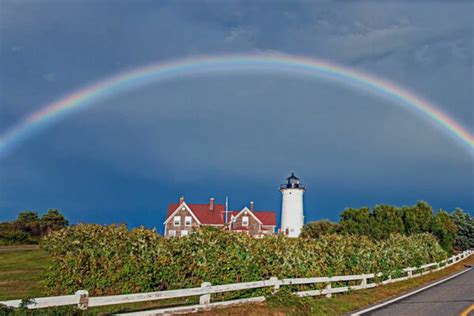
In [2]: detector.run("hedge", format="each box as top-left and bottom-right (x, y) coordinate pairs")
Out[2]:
(41, 225), (447, 296)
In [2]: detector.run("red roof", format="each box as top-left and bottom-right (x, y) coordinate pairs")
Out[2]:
(167, 203), (225, 225)
(254, 212), (277, 226)
(228, 210), (276, 226)
(167, 203), (276, 226)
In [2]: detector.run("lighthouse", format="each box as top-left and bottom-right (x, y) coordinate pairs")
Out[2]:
(280, 172), (305, 237)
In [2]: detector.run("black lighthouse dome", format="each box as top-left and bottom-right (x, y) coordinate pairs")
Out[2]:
(281, 172), (305, 189)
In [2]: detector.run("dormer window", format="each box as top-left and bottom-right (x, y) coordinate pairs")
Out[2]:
(174, 216), (181, 226)
(242, 216), (249, 226)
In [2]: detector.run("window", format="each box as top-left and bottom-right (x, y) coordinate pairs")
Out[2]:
(181, 230), (189, 237)
(174, 216), (181, 226)
(168, 230), (176, 237)
(185, 216), (192, 226)
(242, 216), (249, 226)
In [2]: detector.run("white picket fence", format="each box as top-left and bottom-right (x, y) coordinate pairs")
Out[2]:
(1, 250), (471, 315)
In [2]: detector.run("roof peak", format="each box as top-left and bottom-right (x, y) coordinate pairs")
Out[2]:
(286, 172), (299, 180)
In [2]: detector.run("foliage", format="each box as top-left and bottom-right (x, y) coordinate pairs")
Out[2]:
(372, 204), (405, 239)
(402, 201), (433, 234)
(335, 201), (459, 253)
(0, 302), (82, 316)
(42, 224), (447, 296)
(449, 208), (474, 251)
(266, 287), (318, 315)
(40, 209), (69, 234)
(0, 210), (68, 245)
(300, 220), (338, 239)
(338, 207), (373, 236)
(17, 212), (40, 223)
(430, 211), (457, 253)
(0, 230), (36, 245)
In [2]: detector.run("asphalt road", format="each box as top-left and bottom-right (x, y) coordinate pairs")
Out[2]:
(363, 268), (474, 316)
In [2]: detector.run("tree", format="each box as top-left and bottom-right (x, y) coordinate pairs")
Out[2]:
(16, 211), (39, 223)
(372, 204), (404, 239)
(339, 207), (373, 236)
(300, 220), (338, 239)
(15, 210), (41, 236)
(430, 210), (457, 253)
(41, 209), (68, 234)
(402, 201), (434, 235)
(449, 208), (474, 251)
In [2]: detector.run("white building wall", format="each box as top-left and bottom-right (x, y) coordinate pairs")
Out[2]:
(280, 188), (304, 237)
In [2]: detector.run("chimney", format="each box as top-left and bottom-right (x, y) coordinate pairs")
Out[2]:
(179, 196), (184, 204)
(250, 201), (254, 212)
(209, 197), (215, 211)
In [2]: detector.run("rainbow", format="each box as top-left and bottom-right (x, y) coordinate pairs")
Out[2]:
(0, 53), (473, 157)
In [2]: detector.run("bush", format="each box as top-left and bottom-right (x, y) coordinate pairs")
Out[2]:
(300, 220), (338, 239)
(42, 225), (447, 296)
(0, 209), (68, 245)
(0, 230), (36, 245)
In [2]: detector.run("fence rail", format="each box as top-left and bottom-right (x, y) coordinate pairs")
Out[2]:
(1, 250), (471, 315)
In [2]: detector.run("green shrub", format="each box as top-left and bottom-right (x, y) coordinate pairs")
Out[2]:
(0, 231), (36, 245)
(41, 225), (447, 296)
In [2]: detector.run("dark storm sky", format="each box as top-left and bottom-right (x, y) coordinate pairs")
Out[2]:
(0, 1), (472, 231)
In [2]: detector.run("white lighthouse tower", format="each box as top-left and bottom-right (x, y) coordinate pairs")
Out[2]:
(280, 172), (305, 237)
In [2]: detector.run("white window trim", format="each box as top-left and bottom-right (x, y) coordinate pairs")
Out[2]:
(242, 216), (249, 226)
(169, 230), (176, 237)
(181, 230), (189, 237)
(174, 216), (181, 226)
(185, 216), (192, 227)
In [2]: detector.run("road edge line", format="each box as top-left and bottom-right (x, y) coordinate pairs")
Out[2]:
(351, 267), (472, 315)
(459, 304), (474, 316)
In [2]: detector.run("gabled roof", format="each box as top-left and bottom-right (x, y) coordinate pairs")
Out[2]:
(231, 207), (263, 224)
(166, 203), (225, 225)
(164, 202), (202, 225)
(166, 201), (277, 226)
(228, 208), (277, 226)
(254, 212), (277, 226)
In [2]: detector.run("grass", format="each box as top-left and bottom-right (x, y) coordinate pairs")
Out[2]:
(0, 246), (472, 315)
(0, 245), (50, 301)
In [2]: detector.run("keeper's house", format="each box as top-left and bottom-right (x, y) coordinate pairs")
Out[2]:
(163, 197), (276, 238)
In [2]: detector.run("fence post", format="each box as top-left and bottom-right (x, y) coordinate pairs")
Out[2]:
(199, 282), (212, 305)
(325, 282), (332, 298)
(360, 276), (367, 289)
(75, 290), (89, 310)
(407, 269), (413, 278)
(269, 277), (280, 293)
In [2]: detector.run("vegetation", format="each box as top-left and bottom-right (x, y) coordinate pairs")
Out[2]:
(449, 208), (474, 251)
(197, 254), (474, 316)
(0, 247), (50, 301)
(304, 201), (460, 253)
(1, 246), (471, 316)
(0, 210), (68, 245)
(41, 225), (446, 296)
(300, 220), (338, 239)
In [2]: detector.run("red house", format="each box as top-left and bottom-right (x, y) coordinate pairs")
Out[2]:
(163, 197), (276, 238)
